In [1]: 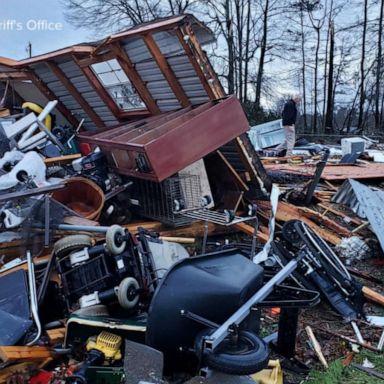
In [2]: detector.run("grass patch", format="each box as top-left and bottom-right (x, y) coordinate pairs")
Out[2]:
(306, 350), (384, 384)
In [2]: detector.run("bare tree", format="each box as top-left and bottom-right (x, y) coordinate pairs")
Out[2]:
(62, 0), (198, 31)
(375, 0), (384, 130)
(357, 0), (369, 131)
(325, 20), (335, 131)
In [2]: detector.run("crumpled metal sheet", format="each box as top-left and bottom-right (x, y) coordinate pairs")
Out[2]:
(333, 179), (384, 252)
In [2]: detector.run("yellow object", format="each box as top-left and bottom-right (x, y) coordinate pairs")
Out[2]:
(22, 102), (52, 130)
(86, 331), (122, 361)
(251, 360), (283, 384)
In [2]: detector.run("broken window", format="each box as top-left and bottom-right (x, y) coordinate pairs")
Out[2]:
(91, 59), (145, 111)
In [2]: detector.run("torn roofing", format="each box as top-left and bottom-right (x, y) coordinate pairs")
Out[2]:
(0, 14), (222, 131)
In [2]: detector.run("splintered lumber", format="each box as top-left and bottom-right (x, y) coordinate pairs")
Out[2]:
(0, 346), (52, 363)
(318, 203), (363, 226)
(257, 200), (343, 245)
(264, 163), (384, 181)
(307, 325), (381, 352)
(305, 326), (328, 368)
(298, 207), (351, 237)
(362, 286), (384, 307)
(233, 222), (269, 243)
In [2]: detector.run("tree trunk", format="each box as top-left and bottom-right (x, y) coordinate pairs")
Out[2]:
(358, 0), (368, 132)
(313, 26), (321, 133)
(375, 0), (384, 131)
(235, 0), (244, 101)
(255, 0), (269, 110)
(243, 0), (251, 102)
(300, 8), (308, 132)
(325, 22), (335, 132)
(225, 0), (235, 95)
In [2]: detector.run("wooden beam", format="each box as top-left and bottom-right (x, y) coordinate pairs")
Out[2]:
(257, 200), (342, 245)
(72, 54), (122, 119)
(234, 222), (269, 243)
(217, 150), (249, 191)
(0, 346), (52, 363)
(0, 72), (29, 80)
(76, 51), (116, 68)
(362, 286), (384, 307)
(143, 33), (191, 108)
(46, 61), (105, 129)
(184, 24), (226, 98)
(27, 70), (80, 128)
(175, 29), (216, 100)
(110, 41), (160, 114)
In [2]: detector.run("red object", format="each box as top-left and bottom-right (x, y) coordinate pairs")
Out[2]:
(79, 142), (93, 156)
(78, 96), (249, 182)
(30, 371), (54, 384)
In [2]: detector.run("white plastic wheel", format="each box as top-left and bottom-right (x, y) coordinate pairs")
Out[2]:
(117, 277), (139, 309)
(53, 235), (92, 258)
(105, 225), (126, 255)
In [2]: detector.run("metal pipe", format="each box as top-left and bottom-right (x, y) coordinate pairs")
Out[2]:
(56, 224), (110, 233)
(204, 257), (300, 350)
(26, 251), (42, 346)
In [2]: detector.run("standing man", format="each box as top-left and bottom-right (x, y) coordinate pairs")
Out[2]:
(276, 95), (301, 156)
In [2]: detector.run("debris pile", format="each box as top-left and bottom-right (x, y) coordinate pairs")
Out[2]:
(0, 14), (383, 384)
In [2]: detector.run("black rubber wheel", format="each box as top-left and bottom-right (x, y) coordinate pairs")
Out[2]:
(195, 329), (269, 375)
(282, 220), (302, 244)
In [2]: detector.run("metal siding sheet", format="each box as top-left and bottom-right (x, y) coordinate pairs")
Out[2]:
(121, 37), (152, 63)
(152, 31), (183, 56)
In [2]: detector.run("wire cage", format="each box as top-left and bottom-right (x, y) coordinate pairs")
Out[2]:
(131, 174), (202, 227)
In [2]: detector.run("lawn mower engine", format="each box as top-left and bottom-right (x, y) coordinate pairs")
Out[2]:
(72, 152), (121, 193)
(54, 226), (188, 313)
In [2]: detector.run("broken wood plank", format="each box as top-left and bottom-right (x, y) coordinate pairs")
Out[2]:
(264, 163), (384, 181)
(217, 150), (249, 191)
(299, 207), (351, 237)
(318, 203), (363, 226)
(175, 29), (216, 100)
(305, 326), (328, 368)
(234, 222), (269, 243)
(307, 325), (381, 352)
(0, 346), (53, 363)
(324, 180), (339, 191)
(362, 286), (384, 307)
(257, 200), (343, 245)
(46, 328), (66, 345)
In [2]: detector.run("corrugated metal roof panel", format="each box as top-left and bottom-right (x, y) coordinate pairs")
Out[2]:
(152, 31), (183, 56)
(121, 37), (152, 63)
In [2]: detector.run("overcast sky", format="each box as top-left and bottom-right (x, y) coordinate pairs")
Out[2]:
(0, 0), (91, 59)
